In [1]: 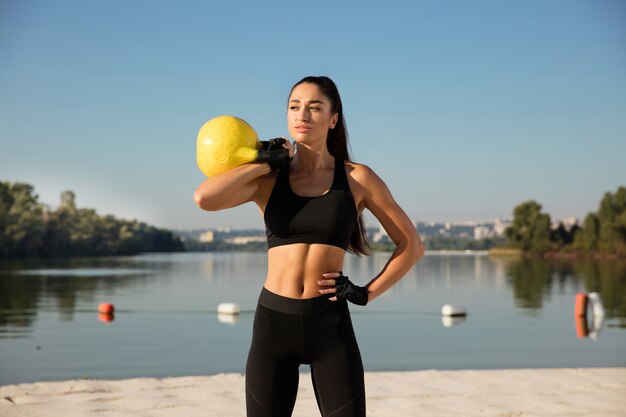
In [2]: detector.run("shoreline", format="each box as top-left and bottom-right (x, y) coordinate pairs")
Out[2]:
(2, 368), (624, 416)
(488, 248), (626, 259)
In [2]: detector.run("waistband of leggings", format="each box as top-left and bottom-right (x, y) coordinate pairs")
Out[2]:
(258, 286), (345, 315)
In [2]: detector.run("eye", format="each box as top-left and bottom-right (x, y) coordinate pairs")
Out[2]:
(310, 106), (320, 111)
(289, 106), (299, 111)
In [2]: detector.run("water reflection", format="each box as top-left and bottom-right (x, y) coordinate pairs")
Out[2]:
(217, 313), (240, 325)
(0, 257), (160, 336)
(2, 253), (626, 383)
(201, 252), (269, 284)
(504, 257), (626, 326)
(98, 313), (115, 323)
(1, 254), (625, 336)
(441, 315), (467, 327)
(576, 312), (605, 340)
(576, 259), (626, 324)
(506, 258), (558, 311)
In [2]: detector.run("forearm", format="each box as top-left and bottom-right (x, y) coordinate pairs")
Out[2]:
(365, 238), (424, 302)
(193, 162), (271, 210)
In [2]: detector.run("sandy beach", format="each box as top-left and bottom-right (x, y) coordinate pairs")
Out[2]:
(1, 368), (624, 417)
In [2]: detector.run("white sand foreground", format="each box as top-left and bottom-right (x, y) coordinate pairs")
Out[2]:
(1, 368), (624, 417)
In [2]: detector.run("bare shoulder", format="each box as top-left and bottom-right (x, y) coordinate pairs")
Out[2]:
(344, 161), (386, 190)
(343, 161), (390, 210)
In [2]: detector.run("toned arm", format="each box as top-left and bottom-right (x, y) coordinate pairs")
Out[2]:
(193, 163), (272, 211)
(352, 164), (425, 302)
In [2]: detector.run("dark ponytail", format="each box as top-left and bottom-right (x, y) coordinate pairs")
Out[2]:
(289, 76), (372, 256)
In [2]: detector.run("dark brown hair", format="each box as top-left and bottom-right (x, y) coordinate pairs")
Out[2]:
(289, 76), (372, 256)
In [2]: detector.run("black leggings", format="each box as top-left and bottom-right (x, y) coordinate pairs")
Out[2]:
(245, 287), (365, 417)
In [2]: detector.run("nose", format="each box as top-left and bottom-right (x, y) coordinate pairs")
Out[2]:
(298, 108), (310, 122)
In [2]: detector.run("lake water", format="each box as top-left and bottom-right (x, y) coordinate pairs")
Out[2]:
(1, 252), (625, 385)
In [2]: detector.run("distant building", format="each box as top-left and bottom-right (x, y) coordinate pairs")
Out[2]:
(493, 218), (510, 236)
(190, 218), (513, 246)
(562, 217), (579, 230)
(372, 225), (391, 243)
(199, 231), (215, 242)
(224, 236), (266, 244)
(474, 226), (490, 240)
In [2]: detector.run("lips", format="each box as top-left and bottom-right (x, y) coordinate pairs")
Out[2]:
(295, 125), (311, 133)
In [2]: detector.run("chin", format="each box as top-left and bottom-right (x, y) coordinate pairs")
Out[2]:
(291, 133), (308, 143)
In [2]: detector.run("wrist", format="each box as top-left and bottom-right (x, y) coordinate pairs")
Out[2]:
(334, 272), (370, 306)
(256, 150), (290, 171)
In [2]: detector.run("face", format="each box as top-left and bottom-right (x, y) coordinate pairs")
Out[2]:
(287, 83), (339, 145)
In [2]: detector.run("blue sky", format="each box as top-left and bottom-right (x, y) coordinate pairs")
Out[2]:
(1, 0), (625, 230)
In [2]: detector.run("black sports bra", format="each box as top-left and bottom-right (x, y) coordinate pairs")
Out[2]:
(264, 158), (357, 250)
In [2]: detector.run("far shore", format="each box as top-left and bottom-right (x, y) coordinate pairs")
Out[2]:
(488, 248), (625, 259)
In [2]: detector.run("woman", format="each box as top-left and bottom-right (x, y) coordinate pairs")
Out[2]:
(194, 76), (424, 417)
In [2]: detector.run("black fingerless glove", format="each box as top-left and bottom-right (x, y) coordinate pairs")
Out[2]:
(257, 138), (290, 171)
(335, 272), (369, 306)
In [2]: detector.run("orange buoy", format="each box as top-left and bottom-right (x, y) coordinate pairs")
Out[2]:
(575, 315), (588, 338)
(98, 313), (115, 323)
(98, 303), (115, 314)
(574, 293), (587, 317)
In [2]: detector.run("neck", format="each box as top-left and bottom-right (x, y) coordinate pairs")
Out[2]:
(292, 142), (334, 174)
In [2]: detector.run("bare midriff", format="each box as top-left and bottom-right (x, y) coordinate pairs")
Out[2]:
(264, 243), (346, 299)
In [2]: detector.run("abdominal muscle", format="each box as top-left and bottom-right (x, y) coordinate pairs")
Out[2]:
(264, 243), (345, 299)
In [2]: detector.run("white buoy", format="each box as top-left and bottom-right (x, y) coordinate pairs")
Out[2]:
(217, 303), (241, 315)
(441, 316), (466, 327)
(217, 313), (240, 325)
(441, 304), (467, 317)
(587, 292), (605, 317)
(586, 293), (605, 340)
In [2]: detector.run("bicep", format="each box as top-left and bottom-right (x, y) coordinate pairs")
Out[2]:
(194, 164), (265, 211)
(194, 180), (258, 211)
(214, 181), (260, 210)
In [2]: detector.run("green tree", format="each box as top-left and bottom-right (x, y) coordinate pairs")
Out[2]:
(505, 200), (552, 253)
(551, 222), (579, 248)
(60, 190), (77, 213)
(614, 187), (626, 248)
(41, 190), (77, 256)
(595, 188), (626, 254)
(598, 192), (618, 252)
(0, 182), (46, 256)
(0, 182), (10, 255)
(575, 213), (600, 251)
(41, 209), (72, 256)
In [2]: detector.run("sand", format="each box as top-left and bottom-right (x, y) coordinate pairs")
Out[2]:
(1, 368), (624, 417)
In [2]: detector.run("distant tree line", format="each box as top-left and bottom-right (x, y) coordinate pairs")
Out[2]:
(420, 237), (505, 251)
(504, 186), (626, 257)
(0, 181), (184, 257)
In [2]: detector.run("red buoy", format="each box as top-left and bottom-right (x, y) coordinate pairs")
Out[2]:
(575, 316), (588, 338)
(98, 303), (115, 314)
(98, 313), (115, 323)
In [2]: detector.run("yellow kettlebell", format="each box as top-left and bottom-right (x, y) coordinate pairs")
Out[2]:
(196, 115), (263, 177)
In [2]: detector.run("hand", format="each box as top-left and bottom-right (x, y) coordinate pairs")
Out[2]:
(318, 271), (369, 306)
(257, 138), (293, 170)
(267, 137), (295, 158)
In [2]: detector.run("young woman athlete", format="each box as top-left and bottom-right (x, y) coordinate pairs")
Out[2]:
(194, 76), (424, 417)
